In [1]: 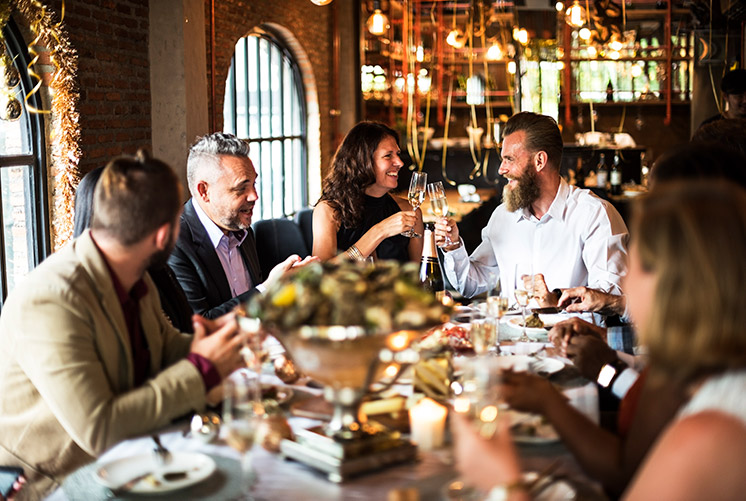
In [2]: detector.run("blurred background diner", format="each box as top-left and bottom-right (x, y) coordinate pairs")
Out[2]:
(0, 0), (744, 500)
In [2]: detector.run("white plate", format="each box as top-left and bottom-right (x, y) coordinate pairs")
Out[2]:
(506, 410), (560, 444)
(493, 355), (565, 375)
(95, 451), (216, 493)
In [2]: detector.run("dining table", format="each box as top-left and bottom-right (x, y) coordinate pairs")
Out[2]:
(48, 312), (608, 501)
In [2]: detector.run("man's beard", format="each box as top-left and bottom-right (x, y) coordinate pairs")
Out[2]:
(148, 230), (176, 270)
(503, 164), (540, 212)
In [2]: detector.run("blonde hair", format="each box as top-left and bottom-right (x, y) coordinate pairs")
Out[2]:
(633, 180), (746, 383)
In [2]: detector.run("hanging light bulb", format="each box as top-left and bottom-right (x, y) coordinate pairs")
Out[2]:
(609, 50), (621, 60)
(565, 0), (586, 28)
(507, 61), (517, 74)
(446, 28), (466, 49)
(309, 0), (333, 5)
(631, 64), (643, 78)
(517, 28), (529, 45)
(555, 1), (564, 12)
(486, 41), (504, 61)
(367, 1), (389, 36)
(587, 45), (597, 58)
(578, 28), (591, 41)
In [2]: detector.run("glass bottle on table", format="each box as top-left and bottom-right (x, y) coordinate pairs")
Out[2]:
(419, 222), (445, 301)
(402, 171), (427, 238)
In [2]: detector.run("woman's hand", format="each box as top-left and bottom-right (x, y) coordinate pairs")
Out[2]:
(499, 369), (565, 415)
(451, 412), (525, 494)
(375, 210), (418, 238)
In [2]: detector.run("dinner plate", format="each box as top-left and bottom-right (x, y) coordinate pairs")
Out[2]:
(507, 314), (562, 335)
(506, 410), (560, 444)
(493, 355), (565, 375)
(95, 451), (215, 493)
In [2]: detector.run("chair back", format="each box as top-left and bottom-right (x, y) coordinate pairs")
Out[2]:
(252, 218), (310, 280)
(294, 207), (314, 254)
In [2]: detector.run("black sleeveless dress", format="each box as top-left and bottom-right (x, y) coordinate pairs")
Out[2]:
(336, 193), (411, 263)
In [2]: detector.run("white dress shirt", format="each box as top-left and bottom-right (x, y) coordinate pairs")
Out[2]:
(443, 179), (628, 300)
(193, 201), (252, 297)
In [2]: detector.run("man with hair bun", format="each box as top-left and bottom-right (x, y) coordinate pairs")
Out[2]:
(0, 152), (246, 499)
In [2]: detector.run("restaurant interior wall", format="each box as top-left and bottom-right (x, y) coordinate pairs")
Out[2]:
(206, 0), (348, 185)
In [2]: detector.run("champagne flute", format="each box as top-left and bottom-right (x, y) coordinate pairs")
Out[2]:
(427, 181), (452, 246)
(402, 171), (427, 238)
(514, 263), (535, 342)
(223, 373), (262, 495)
(237, 315), (269, 402)
(486, 273), (507, 350)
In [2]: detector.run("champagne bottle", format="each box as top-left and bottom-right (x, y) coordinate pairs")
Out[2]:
(610, 152), (622, 195)
(419, 222), (445, 299)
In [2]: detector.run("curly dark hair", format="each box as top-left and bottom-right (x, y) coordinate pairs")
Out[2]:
(318, 121), (400, 228)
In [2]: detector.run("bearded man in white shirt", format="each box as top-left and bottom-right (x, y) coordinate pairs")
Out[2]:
(434, 112), (628, 301)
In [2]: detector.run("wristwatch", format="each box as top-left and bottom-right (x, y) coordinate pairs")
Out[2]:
(597, 358), (628, 388)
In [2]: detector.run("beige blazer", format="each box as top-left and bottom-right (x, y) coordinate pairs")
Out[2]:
(0, 231), (206, 500)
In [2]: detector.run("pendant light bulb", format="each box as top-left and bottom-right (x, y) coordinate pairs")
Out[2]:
(446, 28), (466, 49)
(309, 0), (333, 5)
(565, 0), (586, 28)
(486, 41), (504, 61)
(367, 7), (390, 36)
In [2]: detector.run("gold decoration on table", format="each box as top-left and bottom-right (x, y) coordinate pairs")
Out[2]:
(10, 0), (80, 249)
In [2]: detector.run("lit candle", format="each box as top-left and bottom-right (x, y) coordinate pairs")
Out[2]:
(409, 397), (448, 451)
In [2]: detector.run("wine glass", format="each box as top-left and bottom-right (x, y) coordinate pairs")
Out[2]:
(402, 171), (427, 238)
(514, 263), (535, 342)
(237, 316), (268, 402)
(427, 181), (452, 246)
(470, 318), (497, 356)
(486, 273), (508, 350)
(223, 372), (263, 495)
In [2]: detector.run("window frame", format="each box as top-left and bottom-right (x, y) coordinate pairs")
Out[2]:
(223, 30), (308, 220)
(0, 18), (50, 306)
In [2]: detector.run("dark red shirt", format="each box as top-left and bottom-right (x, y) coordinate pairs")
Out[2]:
(92, 237), (220, 391)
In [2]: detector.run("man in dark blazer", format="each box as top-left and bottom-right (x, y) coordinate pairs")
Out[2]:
(169, 133), (315, 319)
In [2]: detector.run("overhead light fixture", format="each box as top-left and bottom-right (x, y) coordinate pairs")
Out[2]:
(367, 1), (389, 36)
(446, 28), (466, 48)
(555, 1), (564, 12)
(309, 0), (333, 5)
(565, 0), (586, 28)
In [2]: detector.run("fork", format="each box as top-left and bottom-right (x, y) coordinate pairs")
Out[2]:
(152, 435), (172, 465)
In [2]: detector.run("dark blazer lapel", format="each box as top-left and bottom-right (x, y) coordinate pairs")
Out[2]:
(183, 200), (234, 303)
(240, 228), (263, 285)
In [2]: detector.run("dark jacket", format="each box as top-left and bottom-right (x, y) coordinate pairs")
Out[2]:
(169, 199), (263, 319)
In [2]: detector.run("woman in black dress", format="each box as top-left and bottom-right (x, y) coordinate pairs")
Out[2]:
(313, 121), (424, 263)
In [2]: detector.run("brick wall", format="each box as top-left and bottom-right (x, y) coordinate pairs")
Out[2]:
(206, 0), (335, 172)
(49, 0), (151, 175)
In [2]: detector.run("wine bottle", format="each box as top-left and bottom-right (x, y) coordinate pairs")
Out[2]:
(596, 153), (608, 189)
(610, 153), (622, 195)
(419, 222), (445, 299)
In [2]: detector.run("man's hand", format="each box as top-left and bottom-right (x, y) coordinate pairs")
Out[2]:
(532, 273), (558, 307)
(433, 216), (461, 251)
(263, 254), (319, 290)
(499, 370), (565, 415)
(558, 286), (625, 315)
(566, 334), (618, 381)
(189, 315), (244, 379)
(548, 317), (606, 354)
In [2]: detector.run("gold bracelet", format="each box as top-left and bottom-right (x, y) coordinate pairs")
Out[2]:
(346, 245), (365, 262)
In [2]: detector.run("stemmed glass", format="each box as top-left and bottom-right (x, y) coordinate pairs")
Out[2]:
(402, 171), (427, 238)
(486, 274), (508, 352)
(237, 316), (268, 402)
(223, 372), (263, 496)
(514, 263), (536, 342)
(427, 181), (452, 246)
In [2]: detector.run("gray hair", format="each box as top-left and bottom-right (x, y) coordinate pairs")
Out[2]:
(187, 132), (251, 195)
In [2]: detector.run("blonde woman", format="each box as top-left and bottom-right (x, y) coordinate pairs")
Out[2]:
(452, 180), (746, 500)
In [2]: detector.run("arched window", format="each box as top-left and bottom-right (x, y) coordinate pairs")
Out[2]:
(224, 31), (307, 221)
(0, 19), (49, 306)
